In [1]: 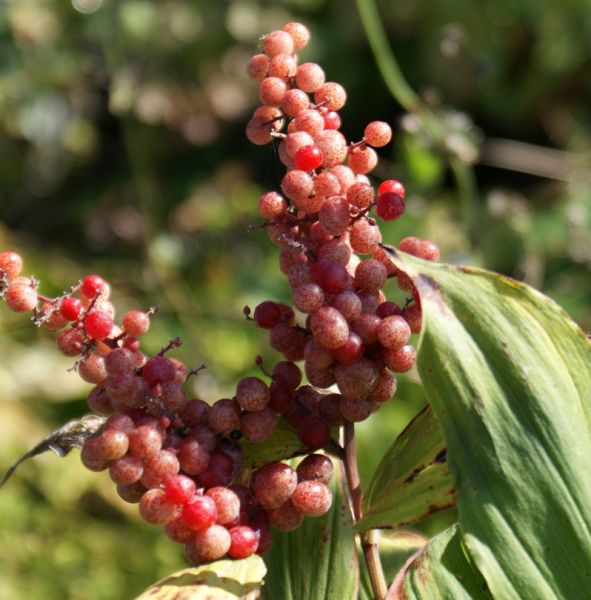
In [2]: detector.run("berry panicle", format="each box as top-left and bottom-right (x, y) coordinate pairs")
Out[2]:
(0, 20), (441, 568)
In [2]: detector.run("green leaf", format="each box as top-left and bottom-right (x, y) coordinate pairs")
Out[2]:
(134, 556), (266, 599)
(241, 419), (308, 468)
(387, 524), (492, 600)
(386, 247), (591, 599)
(262, 463), (359, 600)
(357, 405), (454, 531)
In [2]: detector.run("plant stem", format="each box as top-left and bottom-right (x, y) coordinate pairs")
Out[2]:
(344, 421), (388, 600)
(355, 0), (423, 115)
(356, 0), (481, 234)
(449, 156), (479, 233)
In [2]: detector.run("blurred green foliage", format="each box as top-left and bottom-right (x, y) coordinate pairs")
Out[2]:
(0, 0), (589, 597)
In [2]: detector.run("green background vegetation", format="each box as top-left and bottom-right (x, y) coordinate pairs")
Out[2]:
(0, 0), (589, 597)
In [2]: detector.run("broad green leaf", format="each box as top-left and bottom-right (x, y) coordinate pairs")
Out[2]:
(386, 523), (492, 600)
(386, 247), (591, 599)
(262, 463), (359, 600)
(241, 419), (308, 468)
(357, 405), (454, 531)
(134, 556), (266, 599)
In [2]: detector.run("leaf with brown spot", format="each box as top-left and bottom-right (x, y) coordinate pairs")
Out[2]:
(356, 405), (454, 531)
(383, 247), (591, 599)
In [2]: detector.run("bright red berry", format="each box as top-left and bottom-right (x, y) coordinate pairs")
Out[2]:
(81, 274), (108, 299)
(377, 179), (405, 199)
(84, 311), (114, 339)
(294, 145), (323, 171)
(376, 192), (405, 222)
(59, 297), (83, 321)
(228, 525), (259, 559)
(182, 495), (218, 532)
(323, 111), (341, 130)
(164, 474), (197, 505)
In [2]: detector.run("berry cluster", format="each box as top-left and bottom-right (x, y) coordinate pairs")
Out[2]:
(0, 21), (441, 569)
(245, 23), (439, 424)
(0, 250), (335, 564)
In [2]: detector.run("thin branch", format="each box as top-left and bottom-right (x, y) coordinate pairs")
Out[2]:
(355, 0), (423, 115)
(343, 421), (387, 600)
(480, 137), (584, 182)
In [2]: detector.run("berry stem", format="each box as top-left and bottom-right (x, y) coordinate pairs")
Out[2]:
(343, 421), (387, 599)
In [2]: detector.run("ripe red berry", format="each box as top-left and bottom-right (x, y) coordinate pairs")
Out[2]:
(81, 274), (108, 299)
(294, 145), (323, 171)
(164, 475), (197, 505)
(376, 192), (405, 221)
(323, 111), (341, 130)
(198, 450), (235, 488)
(333, 331), (365, 364)
(377, 179), (405, 198)
(142, 356), (176, 387)
(183, 495), (218, 532)
(298, 414), (331, 449)
(251, 462), (297, 509)
(84, 311), (114, 339)
(253, 301), (281, 329)
(228, 525), (259, 558)
(59, 297), (82, 321)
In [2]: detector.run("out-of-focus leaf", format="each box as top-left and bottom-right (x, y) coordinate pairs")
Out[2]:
(241, 419), (308, 469)
(385, 247), (591, 599)
(262, 464), (359, 600)
(400, 132), (445, 190)
(386, 524), (492, 600)
(357, 405), (454, 531)
(134, 556), (266, 600)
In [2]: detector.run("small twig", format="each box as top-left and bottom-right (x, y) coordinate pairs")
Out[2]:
(158, 337), (183, 356)
(255, 355), (273, 379)
(187, 364), (207, 378)
(343, 421), (387, 600)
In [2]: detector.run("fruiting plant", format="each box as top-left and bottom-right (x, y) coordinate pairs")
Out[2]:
(2, 18), (590, 600)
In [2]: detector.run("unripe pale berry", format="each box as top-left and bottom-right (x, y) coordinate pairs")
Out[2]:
(364, 121), (392, 147)
(291, 480), (332, 516)
(236, 377), (270, 411)
(310, 306), (349, 349)
(0, 250), (23, 280)
(4, 283), (37, 312)
(247, 53), (269, 81)
(314, 82), (347, 111)
(295, 62), (325, 93)
(262, 30), (295, 57)
(282, 22), (310, 51)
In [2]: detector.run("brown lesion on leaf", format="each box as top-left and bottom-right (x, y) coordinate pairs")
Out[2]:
(403, 467), (423, 485)
(434, 448), (447, 463)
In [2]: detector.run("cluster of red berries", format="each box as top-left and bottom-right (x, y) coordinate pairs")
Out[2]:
(245, 23), (440, 425)
(0, 250), (335, 564)
(0, 21), (442, 568)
